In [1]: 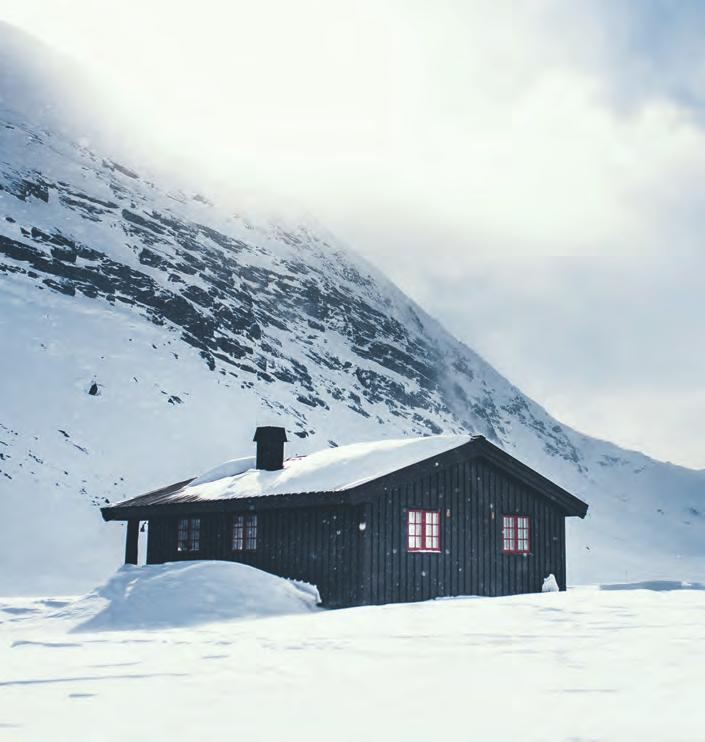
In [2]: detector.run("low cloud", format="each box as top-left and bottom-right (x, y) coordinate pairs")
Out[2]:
(3, 0), (704, 466)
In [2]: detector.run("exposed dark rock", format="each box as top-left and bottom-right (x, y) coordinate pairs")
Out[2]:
(7, 176), (50, 202)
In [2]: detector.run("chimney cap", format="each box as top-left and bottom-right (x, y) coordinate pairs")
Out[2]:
(253, 426), (288, 443)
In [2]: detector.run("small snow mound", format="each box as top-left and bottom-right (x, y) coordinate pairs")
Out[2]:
(542, 574), (560, 593)
(189, 457), (256, 487)
(62, 561), (320, 632)
(600, 580), (705, 592)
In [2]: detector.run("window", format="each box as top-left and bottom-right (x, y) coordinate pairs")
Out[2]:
(502, 515), (530, 554)
(232, 514), (258, 551)
(407, 510), (441, 552)
(177, 517), (200, 552)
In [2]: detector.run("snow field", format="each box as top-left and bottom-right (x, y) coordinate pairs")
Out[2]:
(2, 569), (705, 741)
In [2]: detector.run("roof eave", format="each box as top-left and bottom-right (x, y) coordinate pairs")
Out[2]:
(101, 488), (354, 520)
(471, 437), (589, 518)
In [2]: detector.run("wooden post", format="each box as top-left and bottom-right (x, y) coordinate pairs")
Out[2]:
(125, 519), (139, 565)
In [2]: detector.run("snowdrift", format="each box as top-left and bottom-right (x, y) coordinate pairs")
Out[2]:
(58, 561), (320, 632)
(600, 579), (705, 592)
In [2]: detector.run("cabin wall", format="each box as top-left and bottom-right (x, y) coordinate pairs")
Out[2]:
(144, 454), (569, 608)
(146, 504), (364, 607)
(361, 457), (567, 605)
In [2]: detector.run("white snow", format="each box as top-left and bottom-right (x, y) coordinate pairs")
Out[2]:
(599, 579), (705, 592)
(542, 573), (560, 592)
(52, 562), (320, 632)
(188, 457), (255, 487)
(3, 580), (705, 741)
(176, 435), (471, 501)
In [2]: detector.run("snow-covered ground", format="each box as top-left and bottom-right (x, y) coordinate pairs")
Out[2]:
(2, 563), (705, 741)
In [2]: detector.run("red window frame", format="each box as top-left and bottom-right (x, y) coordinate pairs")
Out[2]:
(232, 514), (258, 551)
(502, 515), (530, 554)
(407, 509), (441, 552)
(177, 517), (200, 552)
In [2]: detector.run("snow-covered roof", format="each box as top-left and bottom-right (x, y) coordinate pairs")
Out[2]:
(110, 434), (473, 509)
(182, 434), (472, 501)
(104, 432), (588, 517)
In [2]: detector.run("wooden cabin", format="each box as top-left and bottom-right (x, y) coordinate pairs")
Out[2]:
(101, 428), (588, 607)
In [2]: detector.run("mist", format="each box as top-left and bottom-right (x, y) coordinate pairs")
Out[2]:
(3, 0), (704, 467)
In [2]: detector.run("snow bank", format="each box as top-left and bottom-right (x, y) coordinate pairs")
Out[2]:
(542, 574), (559, 592)
(61, 561), (320, 632)
(182, 434), (472, 501)
(600, 580), (705, 592)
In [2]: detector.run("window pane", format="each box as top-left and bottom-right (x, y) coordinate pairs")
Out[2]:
(245, 514), (257, 550)
(232, 515), (244, 550)
(503, 515), (516, 551)
(190, 518), (200, 551)
(408, 511), (421, 549)
(502, 515), (530, 552)
(177, 518), (189, 551)
(423, 511), (440, 550)
(518, 516), (530, 551)
(409, 510), (441, 550)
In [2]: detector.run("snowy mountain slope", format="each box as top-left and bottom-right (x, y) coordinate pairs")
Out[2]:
(0, 28), (703, 594)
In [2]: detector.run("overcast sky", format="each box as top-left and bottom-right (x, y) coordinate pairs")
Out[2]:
(3, 0), (704, 469)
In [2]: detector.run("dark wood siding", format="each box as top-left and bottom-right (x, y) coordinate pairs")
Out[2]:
(361, 457), (567, 605)
(143, 448), (571, 608)
(146, 504), (364, 607)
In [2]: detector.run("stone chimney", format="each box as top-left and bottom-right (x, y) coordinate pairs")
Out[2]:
(253, 426), (287, 471)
